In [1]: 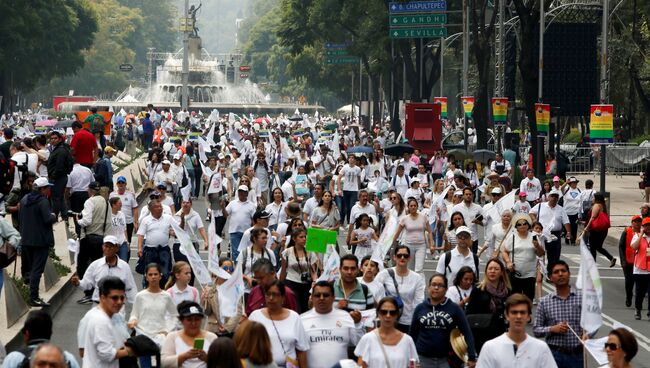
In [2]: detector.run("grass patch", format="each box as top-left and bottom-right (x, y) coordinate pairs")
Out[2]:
(10, 276), (30, 303)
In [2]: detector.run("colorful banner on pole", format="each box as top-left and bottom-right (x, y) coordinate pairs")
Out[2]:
(491, 97), (508, 125)
(589, 104), (614, 144)
(535, 103), (550, 136)
(433, 97), (448, 120)
(461, 96), (474, 119)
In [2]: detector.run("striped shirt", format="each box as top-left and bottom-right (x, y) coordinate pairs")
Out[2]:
(333, 279), (374, 312)
(533, 289), (583, 350)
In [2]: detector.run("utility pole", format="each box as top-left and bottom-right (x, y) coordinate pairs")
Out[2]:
(440, 37), (444, 97)
(462, 0), (469, 96)
(181, 0), (190, 111)
(599, 0), (609, 195)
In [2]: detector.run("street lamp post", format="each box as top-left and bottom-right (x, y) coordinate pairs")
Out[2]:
(181, 0), (190, 111)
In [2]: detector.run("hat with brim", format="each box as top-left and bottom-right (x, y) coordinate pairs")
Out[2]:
(450, 328), (468, 363)
(487, 172), (499, 179)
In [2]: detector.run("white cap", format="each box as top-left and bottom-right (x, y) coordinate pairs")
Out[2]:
(162, 159), (171, 165)
(549, 189), (562, 197)
(103, 235), (119, 245)
(173, 152), (182, 160)
(455, 226), (472, 236)
(33, 177), (52, 188)
(238, 185), (249, 192)
(411, 177), (420, 183)
(453, 190), (463, 196)
(491, 187), (502, 194)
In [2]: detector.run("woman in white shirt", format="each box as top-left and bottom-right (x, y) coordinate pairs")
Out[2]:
(280, 228), (318, 313)
(375, 245), (426, 332)
(393, 198), (434, 275)
(427, 180), (447, 258)
(358, 256), (385, 304)
(501, 214), (545, 302)
(478, 209), (513, 259)
(248, 280), (310, 368)
(354, 297), (418, 368)
(445, 266), (475, 309)
(160, 301), (218, 368)
(265, 188), (287, 232)
(330, 165), (345, 223)
(309, 191), (341, 232)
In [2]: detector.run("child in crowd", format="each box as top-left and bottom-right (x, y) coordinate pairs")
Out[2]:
(513, 191), (532, 214)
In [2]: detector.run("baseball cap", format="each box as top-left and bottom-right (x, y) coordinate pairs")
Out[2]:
(411, 177), (420, 183)
(553, 176), (560, 182)
(103, 235), (119, 245)
(156, 182), (166, 189)
(104, 146), (116, 154)
(518, 191), (527, 197)
(238, 185), (249, 192)
(116, 176), (127, 183)
(567, 176), (579, 184)
(88, 181), (101, 191)
(173, 152), (182, 160)
(549, 189), (561, 197)
(149, 191), (161, 198)
(491, 187), (503, 195)
(162, 159), (171, 165)
(643, 218), (650, 226)
(253, 210), (271, 221)
(632, 215), (642, 222)
(453, 190), (463, 196)
(178, 302), (204, 318)
(33, 177), (52, 189)
(455, 226), (471, 236)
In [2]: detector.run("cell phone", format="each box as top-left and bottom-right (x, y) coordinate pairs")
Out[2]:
(374, 319), (381, 329)
(533, 235), (538, 242)
(474, 214), (483, 221)
(193, 338), (205, 350)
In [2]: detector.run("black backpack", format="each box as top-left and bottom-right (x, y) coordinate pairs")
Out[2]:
(443, 250), (480, 280)
(18, 344), (73, 368)
(0, 151), (17, 195)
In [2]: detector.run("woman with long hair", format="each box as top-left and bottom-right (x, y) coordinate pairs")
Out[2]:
(444, 211), (467, 251)
(241, 228), (277, 287)
(585, 193), (616, 266)
(393, 198), (434, 275)
(465, 258), (512, 352)
(206, 337), (244, 368)
(354, 297), (418, 368)
(358, 256), (385, 304)
(330, 165), (345, 222)
(248, 281), (309, 367)
(309, 190), (340, 232)
(539, 181), (552, 203)
(501, 214), (545, 301)
(265, 188), (287, 232)
(446, 266), (476, 309)
(280, 228), (318, 313)
(234, 321), (278, 368)
(426, 179), (447, 259)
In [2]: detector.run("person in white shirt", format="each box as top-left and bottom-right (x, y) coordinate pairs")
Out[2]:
(108, 197), (129, 261)
(404, 178), (424, 209)
(452, 187), (484, 253)
(10, 142), (39, 189)
(71, 236), (137, 304)
(391, 165), (410, 198)
(137, 199), (177, 288)
(358, 256), (386, 304)
(172, 198), (209, 285)
(81, 277), (135, 368)
(109, 176), (139, 244)
(476, 294), (557, 368)
(519, 169), (542, 206)
(560, 176), (582, 245)
(530, 191), (570, 273)
(301, 281), (363, 368)
(490, 152), (512, 178)
(303, 183), (324, 222)
(266, 188), (287, 231)
(338, 155), (362, 225)
(154, 160), (176, 193)
(225, 185), (257, 261)
(66, 162), (94, 236)
(436, 226), (479, 286)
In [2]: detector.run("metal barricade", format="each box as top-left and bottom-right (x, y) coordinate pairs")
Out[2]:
(563, 146), (650, 176)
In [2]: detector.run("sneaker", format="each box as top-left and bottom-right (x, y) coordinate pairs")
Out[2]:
(77, 295), (93, 305)
(29, 298), (51, 307)
(635, 310), (641, 320)
(610, 258), (617, 268)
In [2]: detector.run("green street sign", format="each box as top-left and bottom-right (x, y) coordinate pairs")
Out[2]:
(389, 27), (447, 38)
(389, 14), (447, 26)
(326, 57), (360, 64)
(326, 50), (349, 56)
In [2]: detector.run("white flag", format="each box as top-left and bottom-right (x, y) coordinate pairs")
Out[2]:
(486, 189), (517, 223)
(206, 121), (216, 146)
(317, 245), (340, 282)
(372, 215), (399, 267)
(217, 260), (244, 317)
(577, 238), (603, 334)
(170, 221), (212, 286)
(207, 215), (223, 275)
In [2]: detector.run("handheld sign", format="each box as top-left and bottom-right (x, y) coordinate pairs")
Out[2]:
(306, 228), (338, 254)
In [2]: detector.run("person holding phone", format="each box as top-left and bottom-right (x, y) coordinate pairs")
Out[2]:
(161, 301), (218, 368)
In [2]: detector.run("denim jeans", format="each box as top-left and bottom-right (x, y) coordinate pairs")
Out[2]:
(342, 190), (358, 225)
(230, 232), (243, 261)
(430, 220), (444, 246)
(551, 349), (583, 368)
(117, 242), (129, 262)
(141, 245), (172, 288)
(335, 195), (345, 224)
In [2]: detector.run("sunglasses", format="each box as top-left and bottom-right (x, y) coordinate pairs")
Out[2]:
(396, 253), (410, 259)
(390, 196), (398, 200)
(108, 295), (125, 301)
(312, 293), (332, 299)
(456, 234), (470, 240)
(379, 309), (399, 316)
(515, 222), (528, 227)
(222, 266), (234, 273)
(604, 343), (620, 351)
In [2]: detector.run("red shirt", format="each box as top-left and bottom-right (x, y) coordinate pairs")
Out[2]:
(245, 284), (298, 316)
(70, 129), (97, 165)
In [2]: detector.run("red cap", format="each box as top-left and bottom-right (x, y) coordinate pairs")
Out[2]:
(632, 215), (642, 222)
(643, 218), (650, 226)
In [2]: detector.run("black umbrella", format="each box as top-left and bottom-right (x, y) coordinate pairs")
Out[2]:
(473, 149), (496, 162)
(384, 143), (414, 156)
(288, 113), (303, 121)
(447, 148), (470, 160)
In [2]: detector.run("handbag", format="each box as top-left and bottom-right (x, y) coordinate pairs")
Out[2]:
(591, 211), (611, 232)
(466, 313), (493, 329)
(640, 181), (646, 190)
(0, 240), (17, 268)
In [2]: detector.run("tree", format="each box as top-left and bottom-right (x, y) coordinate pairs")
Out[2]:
(0, 0), (98, 112)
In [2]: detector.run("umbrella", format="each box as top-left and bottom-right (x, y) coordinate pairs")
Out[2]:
(288, 114), (303, 121)
(35, 119), (58, 127)
(384, 143), (414, 156)
(473, 149), (496, 162)
(447, 148), (470, 160)
(346, 146), (374, 154)
(54, 120), (74, 129)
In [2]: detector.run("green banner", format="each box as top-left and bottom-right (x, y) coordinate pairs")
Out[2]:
(389, 14), (446, 26)
(326, 57), (360, 64)
(326, 50), (349, 56)
(306, 228), (338, 254)
(390, 27), (447, 38)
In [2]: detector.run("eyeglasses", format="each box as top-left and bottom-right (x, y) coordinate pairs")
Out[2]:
(515, 222), (528, 227)
(395, 253), (410, 259)
(604, 343), (620, 351)
(379, 309), (399, 316)
(456, 234), (470, 240)
(108, 295), (125, 301)
(312, 293), (332, 299)
(390, 196), (397, 200)
(430, 283), (446, 289)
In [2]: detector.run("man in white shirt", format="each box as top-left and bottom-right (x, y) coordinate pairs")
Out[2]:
(338, 155), (362, 225)
(451, 187), (484, 253)
(109, 176), (139, 244)
(303, 183), (324, 222)
(66, 162), (94, 236)
(137, 199), (176, 287)
(490, 152), (512, 178)
(81, 276), (135, 368)
(301, 281), (363, 368)
(225, 185), (257, 261)
(391, 165), (410, 198)
(71, 235), (137, 304)
(154, 159), (176, 193)
(560, 176), (582, 245)
(436, 226), (479, 285)
(477, 294), (557, 368)
(530, 191), (570, 272)
(519, 169), (542, 206)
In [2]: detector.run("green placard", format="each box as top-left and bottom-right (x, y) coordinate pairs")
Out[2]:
(390, 27), (447, 38)
(326, 57), (360, 65)
(306, 228), (338, 254)
(326, 50), (349, 56)
(389, 14), (446, 26)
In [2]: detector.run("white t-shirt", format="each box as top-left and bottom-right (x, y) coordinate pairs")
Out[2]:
(530, 203), (569, 232)
(435, 248), (478, 286)
(11, 152), (38, 189)
(137, 214), (176, 247)
(109, 190), (138, 224)
(303, 197), (320, 220)
(562, 187), (582, 215)
(504, 233), (538, 278)
(354, 331), (418, 368)
(225, 199), (256, 233)
(358, 277), (386, 303)
(239, 226), (274, 252)
(173, 210), (204, 243)
(519, 177), (542, 201)
(375, 268), (425, 325)
(67, 164), (94, 192)
(266, 201), (288, 227)
(109, 211), (127, 244)
(81, 307), (125, 368)
(37, 148), (50, 177)
(476, 333), (557, 368)
(341, 164), (361, 192)
(248, 310), (311, 367)
(238, 245), (277, 277)
(300, 309), (362, 368)
(451, 202), (483, 241)
(446, 285), (473, 304)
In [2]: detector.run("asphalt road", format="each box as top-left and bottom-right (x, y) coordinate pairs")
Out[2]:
(49, 198), (650, 367)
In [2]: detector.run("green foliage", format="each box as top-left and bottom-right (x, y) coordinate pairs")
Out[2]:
(631, 134), (650, 145)
(10, 276), (30, 303)
(562, 130), (582, 144)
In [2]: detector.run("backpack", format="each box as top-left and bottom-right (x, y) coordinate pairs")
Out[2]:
(92, 114), (105, 134)
(443, 250), (480, 280)
(0, 152), (17, 195)
(18, 343), (73, 368)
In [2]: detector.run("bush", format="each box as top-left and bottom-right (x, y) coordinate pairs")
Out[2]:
(631, 134), (650, 145)
(562, 130), (582, 143)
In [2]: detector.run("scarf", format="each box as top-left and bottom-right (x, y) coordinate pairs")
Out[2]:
(485, 280), (508, 314)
